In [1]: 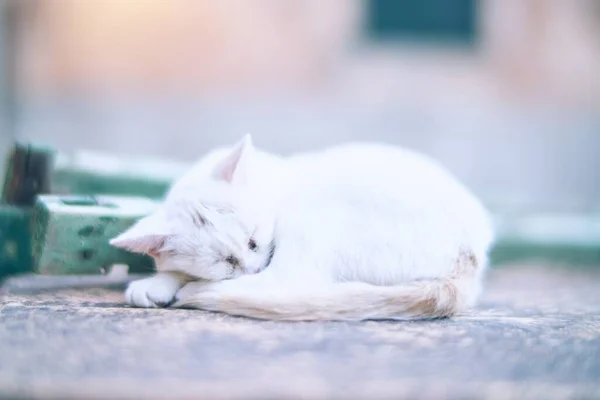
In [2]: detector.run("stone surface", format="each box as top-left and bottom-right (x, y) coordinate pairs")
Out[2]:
(1, 266), (600, 399)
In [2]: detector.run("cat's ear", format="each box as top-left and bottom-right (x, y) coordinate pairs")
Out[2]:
(212, 134), (254, 184)
(109, 210), (171, 257)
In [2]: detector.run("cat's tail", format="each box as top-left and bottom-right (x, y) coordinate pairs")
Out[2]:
(174, 248), (484, 321)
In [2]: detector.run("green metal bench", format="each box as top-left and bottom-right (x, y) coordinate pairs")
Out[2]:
(1, 141), (599, 282)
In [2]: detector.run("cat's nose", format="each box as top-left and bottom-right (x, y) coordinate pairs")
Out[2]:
(247, 264), (265, 275)
(255, 264), (268, 274)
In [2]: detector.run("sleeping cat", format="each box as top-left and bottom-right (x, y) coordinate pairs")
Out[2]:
(111, 135), (494, 321)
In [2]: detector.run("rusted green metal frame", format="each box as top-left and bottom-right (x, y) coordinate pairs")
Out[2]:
(31, 195), (157, 275)
(0, 205), (31, 277)
(1, 143), (54, 280)
(490, 214), (600, 266)
(0, 142), (185, 280)
(51, 150), (185, 198)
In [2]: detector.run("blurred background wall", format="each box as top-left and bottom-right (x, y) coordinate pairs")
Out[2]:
(2, 0), (599, 212)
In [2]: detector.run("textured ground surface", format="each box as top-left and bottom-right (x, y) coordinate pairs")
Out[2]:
(1, 266), (600, 400)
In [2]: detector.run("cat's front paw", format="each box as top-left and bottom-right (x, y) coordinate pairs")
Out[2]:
(126, 273), (182, 308)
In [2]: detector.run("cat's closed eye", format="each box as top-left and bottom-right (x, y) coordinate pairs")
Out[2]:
(225, 255), (240, 267)
(248, 238), (258, 251)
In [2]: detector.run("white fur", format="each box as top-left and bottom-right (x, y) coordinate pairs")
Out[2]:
(111, 135), (494, 321)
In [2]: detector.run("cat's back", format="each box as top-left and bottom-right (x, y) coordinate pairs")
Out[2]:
(287, 142), (468, 201)
(282, 142), (493, 255)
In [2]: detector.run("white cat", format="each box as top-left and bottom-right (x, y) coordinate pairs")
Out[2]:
(111, 135), (494, 321)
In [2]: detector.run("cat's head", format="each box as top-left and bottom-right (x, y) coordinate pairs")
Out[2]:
(110, 135), (276, 281)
